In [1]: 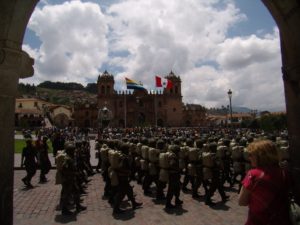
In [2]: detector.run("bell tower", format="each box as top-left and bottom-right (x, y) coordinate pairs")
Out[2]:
(163, 71), (183, 126)
(97, 71), (116, 114)
(97, 70), (115, 96)
(164, 70), (182, 96)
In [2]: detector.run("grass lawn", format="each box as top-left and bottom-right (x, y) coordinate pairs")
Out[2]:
(15, 139), (53, 153)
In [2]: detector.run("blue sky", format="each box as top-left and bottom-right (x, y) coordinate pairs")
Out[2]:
(22, 0), (283, 111)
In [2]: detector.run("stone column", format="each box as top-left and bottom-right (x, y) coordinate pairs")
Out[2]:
(0, 0), (39, 223)
(262, 0), (300, 203)
(0, 48), (34, 225)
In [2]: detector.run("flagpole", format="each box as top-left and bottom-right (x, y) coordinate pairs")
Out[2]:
(154, 90), (157, 128)
(124, 91), (127, 128)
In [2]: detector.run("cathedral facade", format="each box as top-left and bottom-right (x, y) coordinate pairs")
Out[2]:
(96, 71), (206, 128)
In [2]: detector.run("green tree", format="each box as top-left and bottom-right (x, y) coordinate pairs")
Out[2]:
(85, 83), (98, 94)
(259, 114), (287, 132)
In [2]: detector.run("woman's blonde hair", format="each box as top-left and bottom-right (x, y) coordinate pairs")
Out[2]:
(247, 140), (279, 167)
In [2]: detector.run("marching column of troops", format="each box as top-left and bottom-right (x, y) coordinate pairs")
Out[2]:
(94, 129), (290, 214)
(20, 128), (290, 216)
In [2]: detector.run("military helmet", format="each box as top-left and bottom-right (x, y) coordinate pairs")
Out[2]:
(120, 143), (129, 155)
(156, 139), (165, 150)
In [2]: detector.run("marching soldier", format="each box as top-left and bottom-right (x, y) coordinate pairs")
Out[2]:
(205, 143), (229, 205)
(60, 142), (86, 215)
(182, 138), (195, 192)
(165, 144), (183, 209)
(156, 139), (167, 200)
(192, 139), (205, 199)
(113, 143), (142, 214)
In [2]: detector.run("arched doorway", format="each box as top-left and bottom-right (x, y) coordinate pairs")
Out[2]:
(119, 119), (125, 128)
(157, 118), (164, 127)
(185, 120), (191, 127)
(137, 112), (145, 126)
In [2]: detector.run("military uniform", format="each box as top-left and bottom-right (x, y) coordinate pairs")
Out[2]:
(60, 143), (86, 215)
(113, 144), (142, 214)
(205, 143), (228, 205)
(165, 145), (183, 209)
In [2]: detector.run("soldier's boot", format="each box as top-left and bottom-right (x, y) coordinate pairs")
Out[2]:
(182, 175), (190, 192)
(62, 207), (73, 216)
(221, 195), (229, 203)
(76, 204), (87, 212)
(113, 207), (125, 214)
(204, 195), (215, 206)
(132, 200), (143, 209)
(192, 192), (201, 199)
(165, 194), (175, 209)
(165, 202), (176, 209)
(22, 177), (29, 186)
(175, 198), (183, 206)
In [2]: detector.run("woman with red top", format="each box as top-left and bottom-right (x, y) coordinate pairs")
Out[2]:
(238, 140), (292, 225)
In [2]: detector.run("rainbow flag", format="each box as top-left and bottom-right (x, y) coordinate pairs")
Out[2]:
(125, 77), (146, 90)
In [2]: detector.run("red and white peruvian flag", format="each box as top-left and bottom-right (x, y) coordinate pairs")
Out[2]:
(155, 76), (173, 89)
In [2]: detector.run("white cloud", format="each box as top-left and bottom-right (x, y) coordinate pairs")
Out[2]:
(22, 0), (285, 111)
(22, 0), (109, 84)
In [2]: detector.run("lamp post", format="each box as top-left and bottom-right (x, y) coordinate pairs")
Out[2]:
(227, 89), (233, 126)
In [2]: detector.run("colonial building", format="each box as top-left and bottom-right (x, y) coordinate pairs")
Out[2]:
(15, 98), (73, 128)
(91, 70), (206, 128)
(72, 102), (98, 128)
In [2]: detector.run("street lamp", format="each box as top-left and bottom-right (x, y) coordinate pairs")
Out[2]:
(227, 89), (233, 126)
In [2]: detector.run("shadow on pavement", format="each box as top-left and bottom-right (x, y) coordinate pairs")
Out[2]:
(55, 214), (77, 223)
(152, 198), (166, 205)
(210, 202), (230, 211)
(164, 205), (188, 215)
(112, 209), (135, 220)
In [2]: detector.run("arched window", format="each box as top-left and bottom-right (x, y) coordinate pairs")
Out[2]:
(158, 101), (162, 107)
(175, 86), (178, 94)
(107, 85), (110, 94)
(101, 85), (105, 94)
(139, 100), (144, 107)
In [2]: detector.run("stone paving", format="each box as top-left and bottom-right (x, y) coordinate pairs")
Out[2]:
(13, 170), (248, 225)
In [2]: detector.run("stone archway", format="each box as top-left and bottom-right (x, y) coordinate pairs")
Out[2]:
(261, 0), (300, 204)
(1, 1), (300, 225)
(0, 1), (39, 224)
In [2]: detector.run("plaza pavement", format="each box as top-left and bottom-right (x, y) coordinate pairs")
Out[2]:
(13, 137), (248, 225)
(14, 170), (247, 225)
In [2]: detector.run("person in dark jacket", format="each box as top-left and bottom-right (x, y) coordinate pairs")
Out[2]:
(21, 139), (38, 188)
(38, 136), (51, 183)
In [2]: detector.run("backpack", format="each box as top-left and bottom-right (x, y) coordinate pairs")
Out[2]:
(202, 152), (215, 168)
